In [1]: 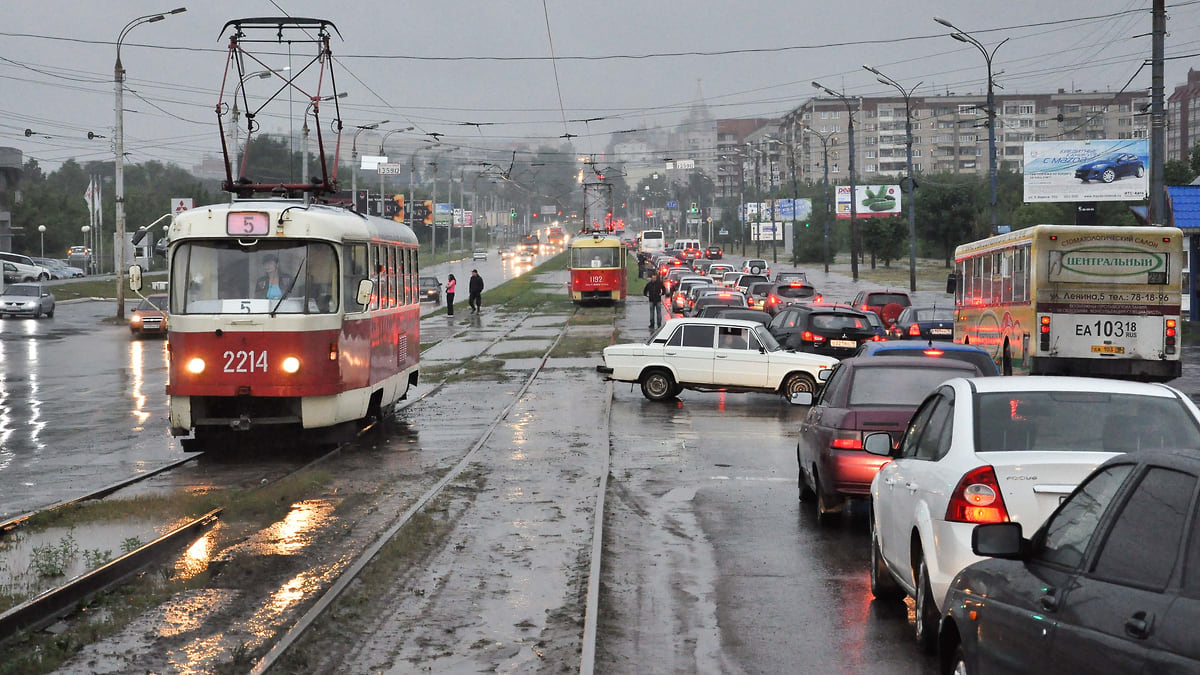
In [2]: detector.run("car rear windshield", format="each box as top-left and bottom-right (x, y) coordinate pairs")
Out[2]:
(777, 285), (816, 299)
(913, 308), (955, 321)
(811, 312), (871, 330)
(873, 346), (997, 376)
(867, 293), (911, 306)
(848, 365), (976, 406)
(975, 392), (1200, 453)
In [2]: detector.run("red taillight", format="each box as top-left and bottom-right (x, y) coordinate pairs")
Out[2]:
(1166, 318), (1178, 353)
(946, 466), (1010, 524)
(908, 323), (921, 336)
(830, 437), (863, 450)
(801, 330), (825, 343)
(924, 347), (945, 357)
(769, 296), (779, 305)
(872, 334), (887, 341)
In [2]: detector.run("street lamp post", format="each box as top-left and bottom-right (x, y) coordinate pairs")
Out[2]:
(804, 127), (834, 273)
(865, 64), (922, 292)
(38, 225), (45, 258)
(115, 6), (186, 319)
(813, 81), (859, 280)
(377, 126), (415, 211)
(786, 125), (801, 266)
(350, 121), (388, 200)
(81, 226), (91, 273)
(935, 17), (1007, 234)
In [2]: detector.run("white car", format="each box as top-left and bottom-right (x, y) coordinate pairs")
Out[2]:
(473, 248), (488, 260)
(597, 317), (837, 401)
(742, 258), (770, 276)
(864, 375), (1200, 651)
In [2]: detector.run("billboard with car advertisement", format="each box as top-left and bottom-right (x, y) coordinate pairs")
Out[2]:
(1023, 140), (1149, 203)
(835, 185), (901, 218)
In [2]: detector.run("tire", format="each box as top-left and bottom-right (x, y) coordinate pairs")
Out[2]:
(640, 369), (676, 401)
(797, 445), (815, 502)
(948, 643), (971, 675)
(1135, 165), (1145, 178)
(1101, 168), (1116, 183)
(870, 515), (904, 602)
(881, 303), (904, 327)
(1002, 343), (1012, 376)
(781, 372), (816, 400)
(38, 273), (49, 281)
(915, 555), (940, 653)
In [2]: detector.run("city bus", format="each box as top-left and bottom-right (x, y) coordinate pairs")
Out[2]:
(567, 232), (627, 303)
(949, 224), (1182, 381)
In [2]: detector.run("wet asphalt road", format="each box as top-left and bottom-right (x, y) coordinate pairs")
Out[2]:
(4, 251), (1200, 673)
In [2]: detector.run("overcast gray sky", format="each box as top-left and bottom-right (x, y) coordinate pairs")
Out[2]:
(4, 0), (1199, 172)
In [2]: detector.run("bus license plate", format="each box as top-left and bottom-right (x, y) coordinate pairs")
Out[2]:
(1092, 345), (1125, 354)
(831, 339), (857, 348)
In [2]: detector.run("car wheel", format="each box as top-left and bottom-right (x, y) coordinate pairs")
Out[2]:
(1002, 343), (1013, 376)
(869, 514), (904, 602)
(1101, 168), (1117, 183)
(38, 273), (49, 281)
(948, 642), (971, 675)
(46, 306), (54, 318)
(640, 369), (676, 402)
(1135, 165), (1145, 178)
(915, 554), (939, 653)
(781, 372), (816, 399)
(796, 445), (815, 502)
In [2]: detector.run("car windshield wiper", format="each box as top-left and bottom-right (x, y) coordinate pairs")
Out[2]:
(270, 263), (306, 316)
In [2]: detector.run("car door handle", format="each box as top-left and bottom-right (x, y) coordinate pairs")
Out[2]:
(1125, 611), (1154, 639)
(716, 353), (727, 358)
(1039, 589), (1059, 612)
(904, 481), (918, 492)
(665, 350), (677, 356)
(883, 477), (896, 486)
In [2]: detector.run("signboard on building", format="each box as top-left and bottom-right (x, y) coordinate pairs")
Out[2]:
(835, 185), (902, 218)
(360, 155), (387, 171)
(1022, 140), (1149, 203)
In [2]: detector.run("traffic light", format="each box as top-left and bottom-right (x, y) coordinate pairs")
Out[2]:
(532, 212), (538, 219)
(510, 208), (516, 217)
(645, 209), (652, 217)
(804, 221), (810, 228)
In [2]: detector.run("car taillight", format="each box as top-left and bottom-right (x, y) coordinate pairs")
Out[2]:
(924, 347), (944, 357)
(1039, 315), (1051, 351)
(1166, 318), (1177, 354)
(830, 429), (863, 450)
(946, 466), (1010, 524)
(801, 330), (825, 343)
(908, 323), (921, 337)
(872, 334), (887, 341)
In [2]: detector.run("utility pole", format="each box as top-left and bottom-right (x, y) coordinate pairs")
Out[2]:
(1150, 0), (1166, 225)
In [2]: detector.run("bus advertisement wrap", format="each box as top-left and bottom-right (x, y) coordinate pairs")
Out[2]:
(1022, 140), (1149, 203)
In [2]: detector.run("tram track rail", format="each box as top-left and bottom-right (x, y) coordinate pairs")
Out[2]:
(250, 306), (612, 674)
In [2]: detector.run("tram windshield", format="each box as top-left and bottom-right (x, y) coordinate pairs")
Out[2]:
(171, 241), (339, 314)
(569, 244), (621, 268)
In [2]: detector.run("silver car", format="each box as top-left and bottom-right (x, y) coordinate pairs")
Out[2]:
(0, 283), (56, 318)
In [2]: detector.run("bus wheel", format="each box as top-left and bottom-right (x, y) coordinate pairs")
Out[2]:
(1002, 344), (1013, 376)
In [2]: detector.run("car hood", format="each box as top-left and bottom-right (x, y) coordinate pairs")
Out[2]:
(1077, 158), (1115, 170)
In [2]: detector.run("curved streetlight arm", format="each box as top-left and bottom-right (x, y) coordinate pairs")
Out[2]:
(378, 126), (417, 155)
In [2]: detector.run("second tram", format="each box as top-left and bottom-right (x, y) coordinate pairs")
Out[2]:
(157, 201), (421, 448)
(567, 233), (627, 303)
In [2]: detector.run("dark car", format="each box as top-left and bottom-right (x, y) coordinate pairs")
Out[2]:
(1075, 152), (1145, 183)
(774, 271), (809, 284)
(795, 356), (981, 524)
(0, 283), (55, 318)
(939, 450), (1200, 674)
(851, 289), (912, 328)
(705, 245), (723, 260)
(130, 293), (169, 337)
(854, 340), (1000, 376)
(764, 282), (822, 315)
(695, 307), (772, 326)
(888, 305), (956, 341)
(690, 291), (748, 316)
(418, 276), (442, 304)
(769, 304), (878, 359)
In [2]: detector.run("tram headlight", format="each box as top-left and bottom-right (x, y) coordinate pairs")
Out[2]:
(186, 357), (206, 374)
(281, 356), (301, 374)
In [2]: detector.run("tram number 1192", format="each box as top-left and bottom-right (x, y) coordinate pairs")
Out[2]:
(224, 350), (269, 373)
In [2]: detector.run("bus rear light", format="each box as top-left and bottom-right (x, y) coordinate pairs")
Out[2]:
(1166, 319), (1178, 353)
(1039, 315), (1051, 351)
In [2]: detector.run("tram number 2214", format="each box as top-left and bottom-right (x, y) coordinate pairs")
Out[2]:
(224, 350), (269, 373)
(1075, 320), (1138, 338)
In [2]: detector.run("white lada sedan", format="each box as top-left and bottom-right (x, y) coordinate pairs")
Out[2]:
(597, 317), (838, 401)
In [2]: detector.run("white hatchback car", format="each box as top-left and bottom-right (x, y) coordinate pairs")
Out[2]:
(473, 248), (488, 260)
(597, 317), (837, 401)
(864, 375), (1200, 651)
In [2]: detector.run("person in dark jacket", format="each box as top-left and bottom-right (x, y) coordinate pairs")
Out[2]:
(643, 274), (665, 330)
(468, 269), (485, 313)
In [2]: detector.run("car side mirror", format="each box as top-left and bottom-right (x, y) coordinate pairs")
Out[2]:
(356, 279), (374, 307)
(863, 432), (894, 457)
(789, 391), (813, 406)
(945, 272), (958, 295)
(972, 522), (1027, 560)
(817, 368), (833, 382)
(128, 264), (143, 292)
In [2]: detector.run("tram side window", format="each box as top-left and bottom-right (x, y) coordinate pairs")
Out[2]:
(344, 243), (368, 313)
(370, 245), (382, 311)
(306, 243), (338, 313)
(402, 247), (411, 305)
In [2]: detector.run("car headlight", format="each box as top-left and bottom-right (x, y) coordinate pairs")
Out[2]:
(131, 315), (143, 325)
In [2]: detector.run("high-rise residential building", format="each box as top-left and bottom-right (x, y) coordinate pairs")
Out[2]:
(1168, 68), (1200, 164)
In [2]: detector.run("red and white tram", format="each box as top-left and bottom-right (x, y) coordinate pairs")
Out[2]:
(567, 232), (627, 303)
(157, 201), (420, 448)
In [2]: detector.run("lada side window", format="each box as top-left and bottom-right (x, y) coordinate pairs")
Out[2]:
(666, 327), (684, 346)
(1035, 464), (1134, 570)
(718, 326), (748, 350)
(681, 325), (716, 348)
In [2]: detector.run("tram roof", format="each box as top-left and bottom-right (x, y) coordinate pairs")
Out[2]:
(170, 199), (418, 245)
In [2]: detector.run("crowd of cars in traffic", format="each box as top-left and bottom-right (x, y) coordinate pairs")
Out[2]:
(605, 240), (1200, 672)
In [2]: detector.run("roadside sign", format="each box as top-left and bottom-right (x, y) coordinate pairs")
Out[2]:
(666, 201), (678, 208)
(377, 162), (404, 175)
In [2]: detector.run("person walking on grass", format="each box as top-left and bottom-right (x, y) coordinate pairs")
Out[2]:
(643, 273), (665, 330)
(468, 269), (484, 313)
(446, 274), (457, 316)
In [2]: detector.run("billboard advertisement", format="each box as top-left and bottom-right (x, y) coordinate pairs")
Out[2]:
(1022, 140), (1149, 203)
(740, 199), (814, 222)
(434, 202), (453, 226)
(835, 185), (902, 218)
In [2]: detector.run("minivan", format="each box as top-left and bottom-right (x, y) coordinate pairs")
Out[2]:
(0, 252), (50, 281)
